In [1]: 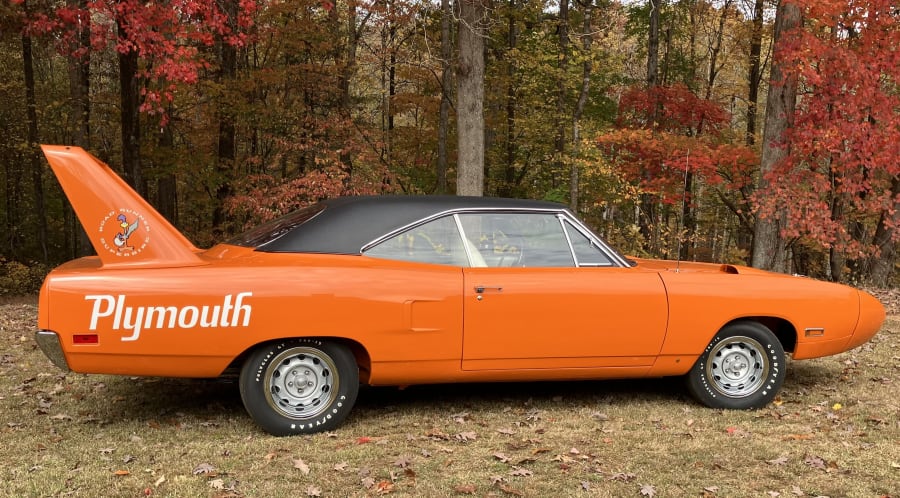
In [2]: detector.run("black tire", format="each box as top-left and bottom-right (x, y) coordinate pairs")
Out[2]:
(686, 321), (785, 409)
(239, 339), (359, 436)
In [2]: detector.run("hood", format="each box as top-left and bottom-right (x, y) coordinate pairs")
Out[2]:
(632, 258), (781, 276)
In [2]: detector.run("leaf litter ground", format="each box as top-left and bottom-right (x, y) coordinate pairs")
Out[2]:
(1, 296), (898, 497)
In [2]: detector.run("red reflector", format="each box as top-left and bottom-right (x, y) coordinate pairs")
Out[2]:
(73, 334), (98, 344)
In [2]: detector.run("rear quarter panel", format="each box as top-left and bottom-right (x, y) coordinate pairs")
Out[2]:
(42, 252), (463, 381)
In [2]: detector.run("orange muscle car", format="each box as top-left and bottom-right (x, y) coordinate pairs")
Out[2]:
(34, 146), (885, 436)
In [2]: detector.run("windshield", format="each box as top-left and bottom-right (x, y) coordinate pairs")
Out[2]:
(227, 203), (325, 248)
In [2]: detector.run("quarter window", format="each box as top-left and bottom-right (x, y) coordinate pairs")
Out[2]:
(564, 221), (614, 266)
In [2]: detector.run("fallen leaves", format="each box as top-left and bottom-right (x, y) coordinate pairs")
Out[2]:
(1, 301), (898, 498)
(192, 463), (216, 475)
(782, 433), (814, 441)
(454, 431), (477, 442)
(454, 483), (476, 494)
(724, 426), (751, 438)
(802, 454), (839, 472)
(509, 467), (533, 477)
(609, 472), (637, 482)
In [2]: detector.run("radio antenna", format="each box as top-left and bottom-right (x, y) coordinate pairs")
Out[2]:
(675, 149), (690, 273)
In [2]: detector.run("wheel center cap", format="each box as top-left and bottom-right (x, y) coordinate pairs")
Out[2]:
(723, 354), (748, 379)
(286, 369), (315, 396)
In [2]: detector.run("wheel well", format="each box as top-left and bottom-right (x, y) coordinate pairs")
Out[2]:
(724, 317), (797, 353)
(224, 337), (373, 384)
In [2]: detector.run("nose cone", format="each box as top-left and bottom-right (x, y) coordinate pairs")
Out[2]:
(846, 290), (885, 351)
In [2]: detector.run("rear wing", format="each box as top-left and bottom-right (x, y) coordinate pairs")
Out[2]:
(42, 145), (203, 268)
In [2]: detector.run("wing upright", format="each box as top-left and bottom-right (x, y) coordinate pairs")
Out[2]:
(41, 145), (203, 268)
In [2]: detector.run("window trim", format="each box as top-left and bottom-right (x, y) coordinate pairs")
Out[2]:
(360, 207), (630, 269)
(560, 217), (615, 267)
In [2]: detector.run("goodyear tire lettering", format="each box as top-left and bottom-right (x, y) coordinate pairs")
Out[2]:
(239, 338), (360, 436)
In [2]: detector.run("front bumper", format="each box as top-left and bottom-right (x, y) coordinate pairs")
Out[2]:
(34, 330), (70, 371)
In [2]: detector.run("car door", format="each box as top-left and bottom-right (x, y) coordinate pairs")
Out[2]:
(458, 212), (668, 371)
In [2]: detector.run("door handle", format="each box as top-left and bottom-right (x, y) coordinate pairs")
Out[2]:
(474, 286), (503, 294)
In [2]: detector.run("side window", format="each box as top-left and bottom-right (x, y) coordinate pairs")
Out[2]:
(365, 216), (468, 266)
(564, 221), (614, 266)
(458, 213), (575, 267)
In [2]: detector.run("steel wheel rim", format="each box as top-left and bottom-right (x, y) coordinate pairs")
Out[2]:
(264, 347), (339, 420)
(705, 335), (768, 398)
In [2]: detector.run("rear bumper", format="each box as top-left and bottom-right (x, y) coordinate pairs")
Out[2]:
(35, 330), (70, 371)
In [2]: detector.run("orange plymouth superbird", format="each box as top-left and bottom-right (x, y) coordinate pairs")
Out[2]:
(34, 146), (885, 436)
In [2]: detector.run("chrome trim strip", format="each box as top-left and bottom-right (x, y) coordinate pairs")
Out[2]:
(34, 330), (70, 371)
(558, 211), (631, 267)
(557, 214), (580, 266)
(360, 206), (630, 269)
(453, 213), (478, 268)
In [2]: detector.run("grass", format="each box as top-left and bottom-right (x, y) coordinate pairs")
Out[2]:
(1, 299), (898, 497)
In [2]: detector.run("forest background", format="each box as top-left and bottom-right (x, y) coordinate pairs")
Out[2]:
(0, 0), (898, 294)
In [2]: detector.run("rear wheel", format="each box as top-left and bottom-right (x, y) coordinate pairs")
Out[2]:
(239, 339), (359, 436)
(686, 322), (785, 409)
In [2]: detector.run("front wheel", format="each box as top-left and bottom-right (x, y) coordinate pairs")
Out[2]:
(686, 322), (785, 409)
(239, 339), (359, 436)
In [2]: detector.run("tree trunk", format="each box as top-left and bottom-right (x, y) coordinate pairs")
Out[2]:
(704, 0), (730, 104)
(456, 0), (486, 196)
(380, 3), (395, 169)
(4, 153), (22, 260)
(828, 180), (844, 281)
(745, 0), (764, 146)
(118, 18), (143, 197)
(502, 0), (517, 197)
(339, 1), (362, 176)
(68, 0), (91, 149)
(67, 0), (93, 257)
(646, 0), (659, 90)
(679, 170), (694, 260)
(680, 0), (730, 261)
(640, 0), (661, 248)
(752, 0), (801, 273)
(437, 0), (452, 194)
(570, 0), (593, 213)
(212, 0), (237, 238)
(157, 105), (177, 224)
(869, 176), (900, 286)
(554, 0), (569, 187)
(22, 3), (48, 263)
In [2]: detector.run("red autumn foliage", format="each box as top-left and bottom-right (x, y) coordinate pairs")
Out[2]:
(597, 84), (758, 206)
(617, 83), (730, 136)
(22, 0), (259, 118)
(757, 0), (900, 253)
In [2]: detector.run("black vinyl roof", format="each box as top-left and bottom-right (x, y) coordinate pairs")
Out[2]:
(243, 195), (566, 254)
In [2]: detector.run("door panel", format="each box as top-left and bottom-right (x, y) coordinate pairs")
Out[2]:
(462, 267), (668, 370)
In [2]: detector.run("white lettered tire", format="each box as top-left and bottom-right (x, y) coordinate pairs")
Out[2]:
(686, 321), (785, 409)
(239, 339), (359, 436)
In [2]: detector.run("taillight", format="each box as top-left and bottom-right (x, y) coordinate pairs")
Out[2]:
(73, 334), (98, 344)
